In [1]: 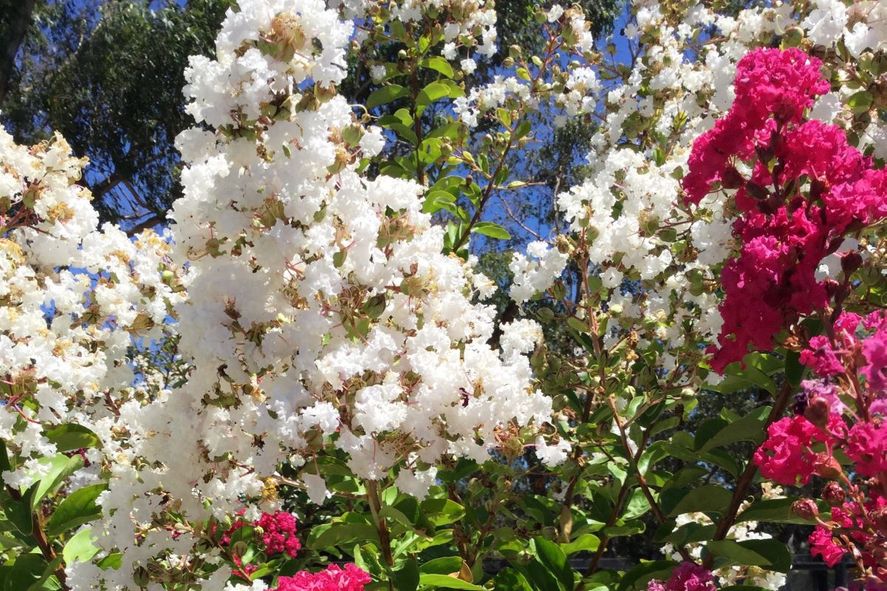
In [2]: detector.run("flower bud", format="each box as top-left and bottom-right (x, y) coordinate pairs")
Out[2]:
(804, 397), (830, 428)
(791, 498), (819, 520)
(822, 481), (845, 506)
(781, 27), (804, 48)
(840, 251), (862, 276)
(813, 453), (843, 480)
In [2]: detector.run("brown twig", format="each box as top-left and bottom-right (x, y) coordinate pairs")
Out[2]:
(365, 480), (394, 588)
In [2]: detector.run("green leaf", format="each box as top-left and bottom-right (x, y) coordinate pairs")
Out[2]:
(4, 485), (36, 538)
(390, 20), (406, 41)
(46, 484), (106, 536)
(420, 499), (465, 526)
(692, 417), (728, 450)
(470, 222), (510, 240)
(417, 137), (443, 167)
(307, 520), (378, 550)
(492, 568), (532, 591)
(735, 498), (820, 525)
(426, 121), (461, 140)
(385, 122), (418, 145)
(437, 459), (477, 483)
(0, 440), (10, 473)
(366, 85), (408, 109)
(4, 554), (46, 591)
(701, 448), (742, 478)
(533, 537), (573, 591)
(419, 574), (484, 590)
(420, 56), (454, 78)
(622, 489), (652, 521)
(695, 406), (769, 452)
(561, 533), (600, 555)
(62, 527), (100, 564)
(617, 560), (677, 591)
(392, 557), (419, 591)
(422, 190), (457, 214)
(514, 119), (532, 140)
(417, 81), (452, 108)
(706, 539), (792, 572)
(419, 557), (463, 574)
(521, 558), (563, 591)
(605, 520), (646, 537)
(97, 553), (122, 569)
(667, 485), (732, 517)
(43, 425), (101, 452)
(663, 522), (716, 547)
(847, 90), (873, 114)
(378, 108), (413, 127)
(712, 353), (778, 395)
(785, 350), (804, 387)
(379, 505), (417, 533)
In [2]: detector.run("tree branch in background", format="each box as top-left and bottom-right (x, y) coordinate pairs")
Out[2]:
(0, 0), (36, 103)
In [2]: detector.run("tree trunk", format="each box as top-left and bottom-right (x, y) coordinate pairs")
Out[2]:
(0, 0), (37, 103)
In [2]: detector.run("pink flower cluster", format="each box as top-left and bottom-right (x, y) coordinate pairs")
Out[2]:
(684, 48), (829, 203)
(218, 510), (302, 580)
(800, 311), (887, 415)
(752, 414), (840, 486)
(256, 511), (302, 558)
(810, 495), (887, 577)
(809, 526), (846, 567)
(754, 313), (887, 486)
(647, 562), (716, 591)
(682, 48), (887, 372)
(755, 310), (887, 580)
(275, 564), (372, 591)
(216, 513), (369, 588)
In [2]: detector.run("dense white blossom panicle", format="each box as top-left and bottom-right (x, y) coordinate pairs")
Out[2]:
(385, 0), (498, 59)
(500, 319), (543, 358)
(509, 240), (568, 303)
(0, 127), (186, 587)
(77, 1), (556, 585)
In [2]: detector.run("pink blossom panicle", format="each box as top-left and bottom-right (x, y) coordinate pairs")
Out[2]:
(275, 564), (372, 591)
(646, 562), (717, 591)
(256, 511), (302, 558)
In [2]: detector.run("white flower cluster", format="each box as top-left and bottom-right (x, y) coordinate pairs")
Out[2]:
(339, 0), (497, 78)
(508, 240), (568, 303)
(663, 510), (787, 588)
(0, 127), (182, 473)
(454, 4), (598, 129)
(390, 0), (498, 60)
(0, 128), (187, 587)
(74, 1), (557, 586)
